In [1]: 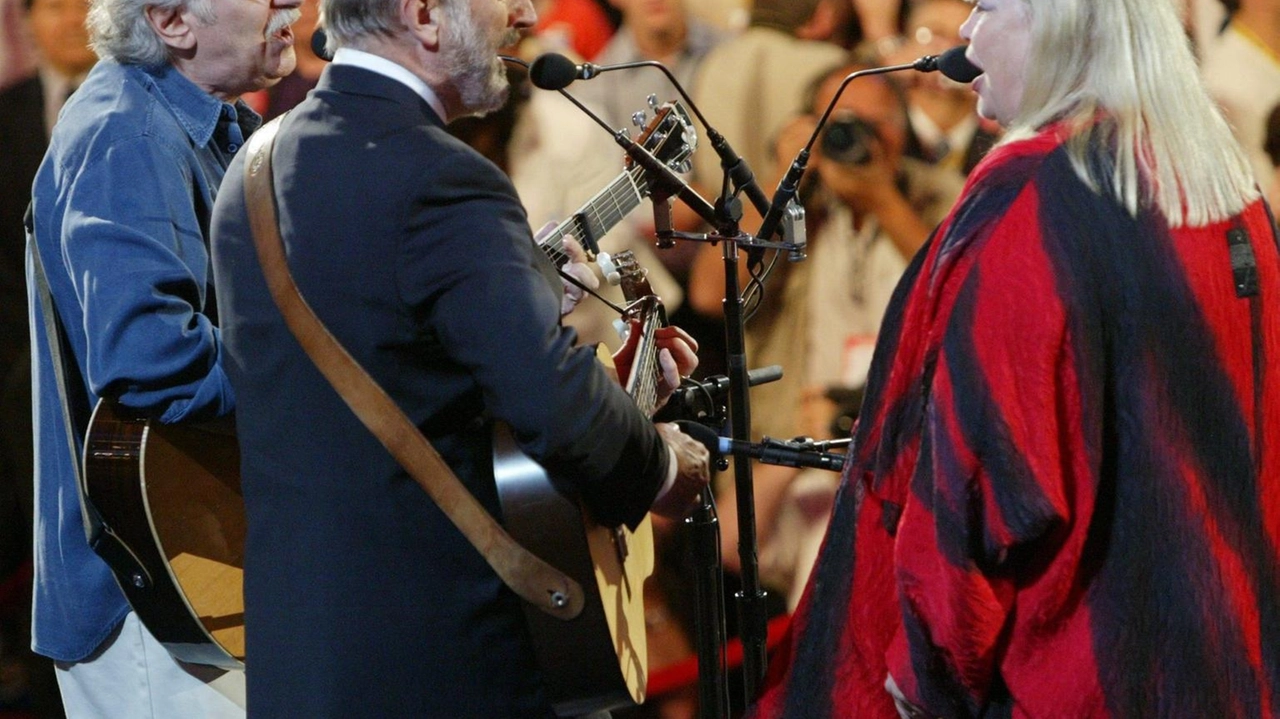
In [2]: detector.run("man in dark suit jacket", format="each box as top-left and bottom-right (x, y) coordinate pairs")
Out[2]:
(209, 0), (711, 715)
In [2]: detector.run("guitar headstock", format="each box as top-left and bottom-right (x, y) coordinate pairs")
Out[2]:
(629, 99), (697, 176)
(612, 250), (654, 304)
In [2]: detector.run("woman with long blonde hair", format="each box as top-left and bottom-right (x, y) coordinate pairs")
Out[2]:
(750, 0), (1280, 716)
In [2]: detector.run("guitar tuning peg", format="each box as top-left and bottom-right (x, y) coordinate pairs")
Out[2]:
(612, 319), (630, 341)
(631, 111), (647, 129)
(647, 94), (659, 111)
(596, 251), (622, 286)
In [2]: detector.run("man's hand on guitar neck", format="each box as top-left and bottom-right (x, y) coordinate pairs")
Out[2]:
(613, 324), (700, 409)
(532, 222), (599, 317)
(650, 422), (711, 519)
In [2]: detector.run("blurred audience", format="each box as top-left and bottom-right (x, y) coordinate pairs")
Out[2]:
(886, 0), (997, 175)
(684, 0), (850, 358)
(1183, 0), (1233, 53)
(0, 0), (97, 595)
(575, 0), (724, 131)
(0, 0), (36, 89)
(534, 0), (618, 60)
(686, 0), (748, 33)
(0, 0), (93, 712)
(687, 0), (847, 209)
(1200, 0), (1280, 194)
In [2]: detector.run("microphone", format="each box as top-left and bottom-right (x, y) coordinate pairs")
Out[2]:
(310, 26), (333, 62)
(528, 53), (671, 91)
(923, 45), (982, 83)
(676, 421), (847, 473)
(528, 52), (591, 90)
(527, 52), (772, 219)
(755, 46), (979, 244)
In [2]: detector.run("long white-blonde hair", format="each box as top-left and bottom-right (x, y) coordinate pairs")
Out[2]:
(1002, 0), (1258, 227)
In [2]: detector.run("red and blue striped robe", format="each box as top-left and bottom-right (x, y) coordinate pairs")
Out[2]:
(750, 122), (1280, 718)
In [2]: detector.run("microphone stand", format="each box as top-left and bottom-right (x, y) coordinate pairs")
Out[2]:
(511, 49), (975, 713)
(661, 168), (793, 717)
(506, 54), (735, 717)
(674, 55), (959, 709)
(559, 61), (799, 713)
(560, 87), (773, 716)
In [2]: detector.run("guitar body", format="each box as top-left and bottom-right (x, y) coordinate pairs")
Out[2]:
(493, 425), (654, 716)
(494, 250), (669, 716)
(82, 399), (245, 669)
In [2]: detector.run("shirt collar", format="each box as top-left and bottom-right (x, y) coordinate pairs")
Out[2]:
(138, 62), (261, 149)
(331, 47), (448, 122)
(908, 105), (979, 160)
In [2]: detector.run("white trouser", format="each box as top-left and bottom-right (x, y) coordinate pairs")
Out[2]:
(54, 611), (245, 719)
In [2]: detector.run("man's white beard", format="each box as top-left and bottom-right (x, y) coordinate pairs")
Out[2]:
(442, 7), (515, 117)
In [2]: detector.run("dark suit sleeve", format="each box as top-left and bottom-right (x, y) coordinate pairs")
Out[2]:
(397, 139), (666, 528)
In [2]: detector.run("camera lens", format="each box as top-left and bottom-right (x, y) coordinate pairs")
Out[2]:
(819, 112), (878, 166)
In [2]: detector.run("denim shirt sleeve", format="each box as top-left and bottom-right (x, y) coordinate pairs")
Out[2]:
(60, 131), (233, 422)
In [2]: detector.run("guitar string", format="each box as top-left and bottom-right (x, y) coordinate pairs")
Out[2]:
(626, 300), (662, 417)
(537, 132), (670, 266)
(539, 169), (645, 266)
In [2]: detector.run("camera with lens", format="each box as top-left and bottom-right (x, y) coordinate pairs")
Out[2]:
(819, 111), (879, 166)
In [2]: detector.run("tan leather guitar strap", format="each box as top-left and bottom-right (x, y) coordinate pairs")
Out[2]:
(241, 116), (583, 621)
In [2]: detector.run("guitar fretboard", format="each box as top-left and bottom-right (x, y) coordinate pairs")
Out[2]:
(539, 166), (649, 267)
(624, 300), (662, 418)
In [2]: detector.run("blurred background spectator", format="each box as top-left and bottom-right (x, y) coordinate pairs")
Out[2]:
(0, 0), (95, 717)
(534, 0), (619, 60)
(1183, 0), (1235, 53)
(886, 0), (997, 175)
(556, 0), (727, 370)
(0, 0), (36, 90)
(1200, 0), (1280, 195)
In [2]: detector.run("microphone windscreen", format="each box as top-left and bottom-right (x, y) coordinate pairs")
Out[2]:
(674, 420), (722, 459)
(311, 26), (333, 62)
(529, 53), (579, 91)
(938, 45), (981, 83)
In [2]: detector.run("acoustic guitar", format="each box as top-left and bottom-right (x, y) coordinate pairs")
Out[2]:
(78, 102), (698, 673)
(81, 399), (245, 669)
(494, 251), (667, 716)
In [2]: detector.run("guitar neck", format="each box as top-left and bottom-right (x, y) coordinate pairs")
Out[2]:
(623, 297), (664, 419)
(539, 167), (646, 267)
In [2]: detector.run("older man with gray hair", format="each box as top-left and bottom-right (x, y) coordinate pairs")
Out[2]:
(25, 0), (300, 712)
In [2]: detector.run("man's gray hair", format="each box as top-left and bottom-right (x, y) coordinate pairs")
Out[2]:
(86, 0), (215, 65)
(320, 0), (418, 52)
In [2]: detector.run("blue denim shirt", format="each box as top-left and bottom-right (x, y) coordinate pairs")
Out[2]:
(26, 59), (258, 662)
